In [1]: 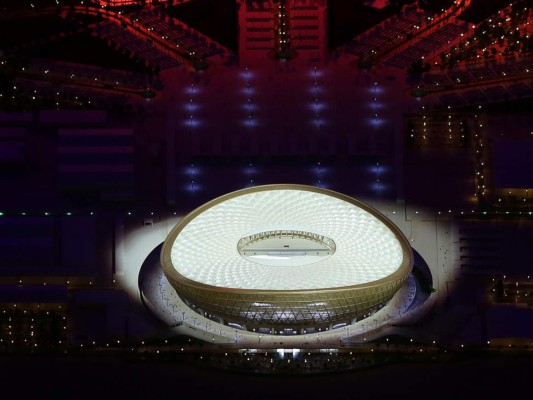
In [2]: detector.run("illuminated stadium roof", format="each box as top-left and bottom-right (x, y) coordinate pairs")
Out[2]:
(161, 185), (412, 330)
(166, 185), (406, 290)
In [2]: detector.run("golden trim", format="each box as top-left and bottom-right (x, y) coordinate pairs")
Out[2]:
(160, 185), (413, 328)
(162, 184), (412, 292)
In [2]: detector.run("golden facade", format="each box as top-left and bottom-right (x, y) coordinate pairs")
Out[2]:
(161, 185), (412, 331)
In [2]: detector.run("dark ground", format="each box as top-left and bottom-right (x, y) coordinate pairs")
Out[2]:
(0, 354), (531, 399)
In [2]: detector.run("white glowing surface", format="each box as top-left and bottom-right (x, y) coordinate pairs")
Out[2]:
(170, 189), (404, 290)
(245, 253), (329, 267)
(241, 235), (333, 267)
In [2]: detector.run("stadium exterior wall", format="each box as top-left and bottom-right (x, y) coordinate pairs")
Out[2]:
(161, 185), (413, 331)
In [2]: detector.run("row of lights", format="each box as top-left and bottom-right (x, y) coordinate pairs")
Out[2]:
(311, 66), (323, 130)
(242, 67), (257, 128)
(369, 81), (383, 128)
(472, 112), (486, 200)
(491, 275), (532, 300)
(128, 5), (209, 63)
(1, 208), (530, 218)
(0, 211), (166, 217)
(1, 306), (67, 348)
(409, 106), (467, 146)
(8, 80), (124, 111)
(274, 1), (290, 53)
(186, 83), (198, 128)
(185, 162), (199, 193)
(361, 0), (465, 63)
(434, 2), (531, 70)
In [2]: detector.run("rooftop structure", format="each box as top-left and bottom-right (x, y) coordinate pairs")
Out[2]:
(162, 185), (412, 330)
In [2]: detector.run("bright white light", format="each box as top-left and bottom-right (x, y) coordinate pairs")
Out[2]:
(250, 254), (291, 260)
(169, 187), (404, 290)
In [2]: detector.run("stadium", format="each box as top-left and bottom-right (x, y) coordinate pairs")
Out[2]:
(0, 0), (531, 386)
(155, 185), (414, 339)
